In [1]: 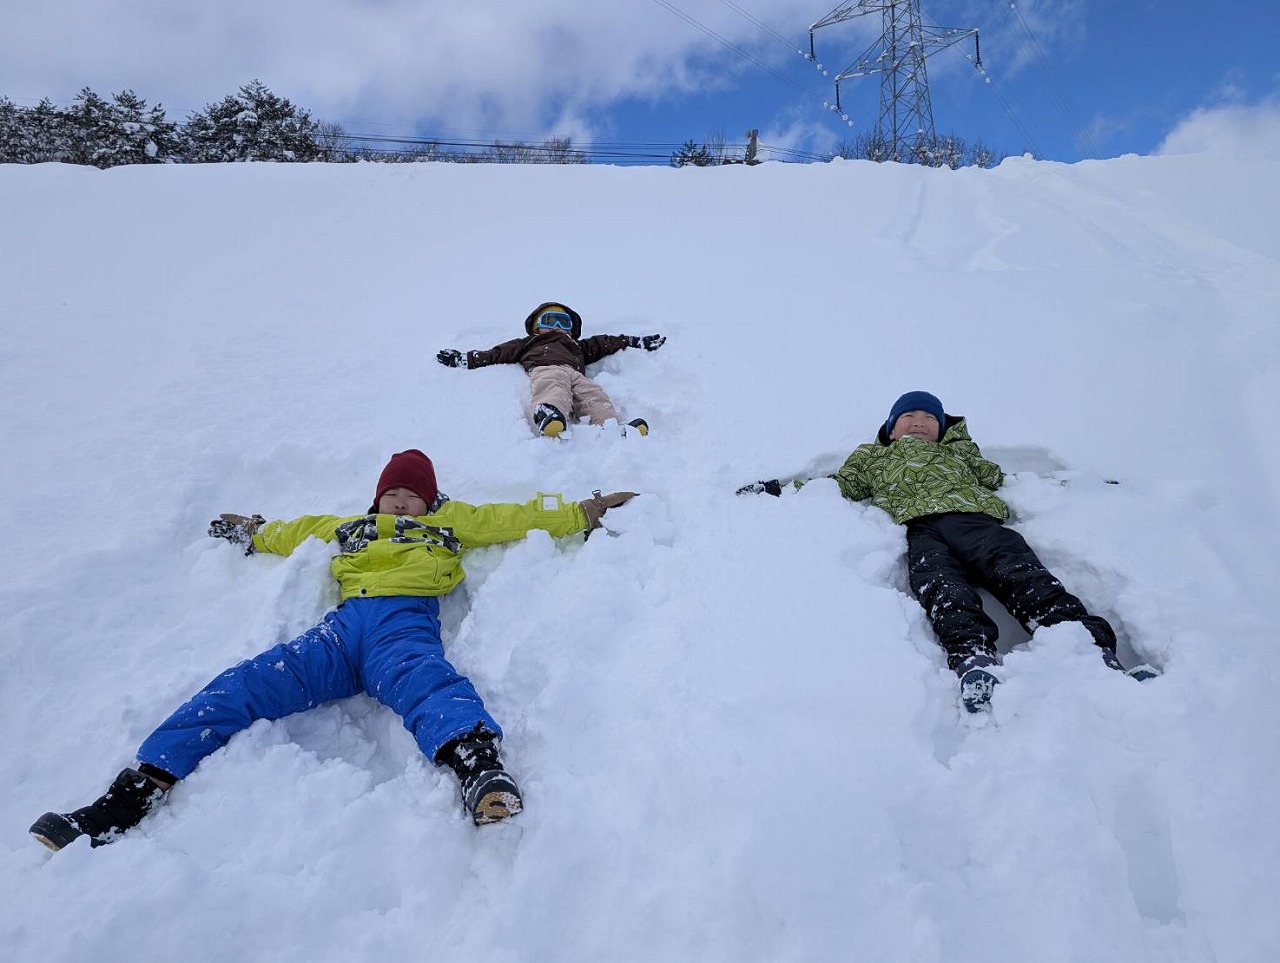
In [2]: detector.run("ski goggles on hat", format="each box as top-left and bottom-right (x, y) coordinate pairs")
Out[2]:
(536, 310), (573, 331)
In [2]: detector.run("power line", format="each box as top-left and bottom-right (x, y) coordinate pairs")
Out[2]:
(960, 53), (1042, 157)
(646, 0), (850, 125)
(328, 129), (828, 165)
(994, 0), (1101, 156)
(714, 0), (800, 49)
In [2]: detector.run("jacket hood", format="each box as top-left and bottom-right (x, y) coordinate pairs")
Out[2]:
(524, 301), (583, 339)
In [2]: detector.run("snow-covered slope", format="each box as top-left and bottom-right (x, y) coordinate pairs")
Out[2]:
(2, 154), (1278, 962)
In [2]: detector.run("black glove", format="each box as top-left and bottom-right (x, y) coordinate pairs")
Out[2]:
(625, 335), (665, 351)
(736, 479), (782, 497)
(436, 349), (467, 368)
(208, 513), (266, 555)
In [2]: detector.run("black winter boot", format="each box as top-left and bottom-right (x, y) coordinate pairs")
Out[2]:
(957, 652), (1001, 713)
(436, 725), (523, 826)
(30, 766), (173, 851)
(533, 404), (567, 438)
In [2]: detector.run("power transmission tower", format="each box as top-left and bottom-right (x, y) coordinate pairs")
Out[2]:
(809, 1), (980, 164)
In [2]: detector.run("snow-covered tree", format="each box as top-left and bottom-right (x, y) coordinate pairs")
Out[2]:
(833, 130), (1002, 168)
(65, 88), (115, 167)
(0, 97), (25, 163)
(670, 139), (715, 168)
(105, 90), (179, 165)
(183, 81), (322, 163)
(20, 98), (74, 164)
(0, 90), (177, 167)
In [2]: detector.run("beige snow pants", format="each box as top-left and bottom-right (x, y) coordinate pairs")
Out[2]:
(528, 365), (619, 426)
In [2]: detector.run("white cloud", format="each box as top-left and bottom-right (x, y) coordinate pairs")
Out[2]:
(1156, 100), (1280, 157)
(0, 0), (824, 137)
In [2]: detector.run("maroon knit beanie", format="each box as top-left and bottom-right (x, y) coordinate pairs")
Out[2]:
(369, 449), (439, 513)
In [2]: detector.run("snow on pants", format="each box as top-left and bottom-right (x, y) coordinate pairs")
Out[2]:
(528, 364), (619, 426)
(905, 511), (1117, 672)
(136, 596), (500, 780)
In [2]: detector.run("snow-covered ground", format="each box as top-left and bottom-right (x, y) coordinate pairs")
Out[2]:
(2, 153), (1278, 962)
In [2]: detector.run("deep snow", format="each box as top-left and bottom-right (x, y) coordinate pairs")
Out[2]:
(2, 153), (1278, 962)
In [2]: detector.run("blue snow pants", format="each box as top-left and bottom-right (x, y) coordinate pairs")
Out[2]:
(136, 596), (500, 780)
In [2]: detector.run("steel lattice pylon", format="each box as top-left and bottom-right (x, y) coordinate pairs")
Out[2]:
(810, 1), (979, 164)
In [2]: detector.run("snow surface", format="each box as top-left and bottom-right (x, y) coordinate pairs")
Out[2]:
(2, 154), (1278, 963)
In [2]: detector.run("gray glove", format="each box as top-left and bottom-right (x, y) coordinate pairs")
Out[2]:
(208, 513), (265, 555)
(580, 491), (639, 531)
(437, 349), (468, 368)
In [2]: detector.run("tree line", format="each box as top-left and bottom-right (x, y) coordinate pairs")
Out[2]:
(1, 80), (1001, 169)
(670, 131), (1002, 168)
(0, 81), (589, 167)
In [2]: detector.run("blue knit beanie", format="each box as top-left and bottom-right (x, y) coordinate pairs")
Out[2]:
(886, 391), (946, 437)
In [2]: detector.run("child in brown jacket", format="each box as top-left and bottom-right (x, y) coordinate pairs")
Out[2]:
(437, 301), (665, 437)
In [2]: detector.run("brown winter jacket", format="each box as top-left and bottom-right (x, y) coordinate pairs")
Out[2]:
(465, 329), (632, 375)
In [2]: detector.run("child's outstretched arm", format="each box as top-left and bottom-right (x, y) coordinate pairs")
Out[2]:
(437, 336), (528, 370)
(436, 492), (637, 545)
(578, 333), (638, 365)
(209, 514), (349, 557)
(829, 448), (875, 502)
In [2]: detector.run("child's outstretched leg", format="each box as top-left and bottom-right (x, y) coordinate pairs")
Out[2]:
(30, 764), (175, 851)
(353, 597), (520, 824)
(961, 516), (1141, 675)
(566, 370), (620, 427)
(134, 615), (361, 780)
(907, 516), (1005, 710)
(30, 614), (363, 851)
(528, 366), (573, 437)
(907, 521), (1001, 652)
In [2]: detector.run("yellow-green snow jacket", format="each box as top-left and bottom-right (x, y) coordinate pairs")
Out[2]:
(251, 494), (587, 600)
(830, 417), (1009, 525)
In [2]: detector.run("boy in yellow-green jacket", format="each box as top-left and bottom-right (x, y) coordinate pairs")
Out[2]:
(31, 449), (636, 850)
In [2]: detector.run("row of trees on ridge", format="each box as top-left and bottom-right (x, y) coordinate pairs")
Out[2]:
(1, 81), (1001, 169)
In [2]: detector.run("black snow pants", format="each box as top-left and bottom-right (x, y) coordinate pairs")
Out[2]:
(905, 511), (1116, 673)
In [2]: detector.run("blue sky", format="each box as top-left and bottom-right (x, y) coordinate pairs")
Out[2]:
(607, 0), (1280, 161)
(3, 0), (1279, 164)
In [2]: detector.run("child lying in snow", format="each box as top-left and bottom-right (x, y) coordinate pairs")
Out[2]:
(739, 391), (1156, 712)
(436, 300), (664, 437)
(30, 449), (637, 850)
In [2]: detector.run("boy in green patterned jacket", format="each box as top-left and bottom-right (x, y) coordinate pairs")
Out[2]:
(741, 391), (1154, 712)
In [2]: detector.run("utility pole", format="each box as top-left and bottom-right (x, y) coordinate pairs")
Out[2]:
(809, 1), (979, 164)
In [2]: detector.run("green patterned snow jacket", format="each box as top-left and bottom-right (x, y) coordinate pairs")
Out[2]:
(829, 417), (1009, 525)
